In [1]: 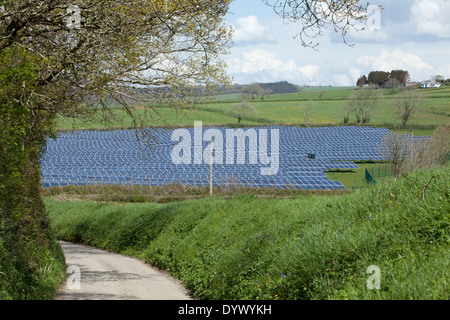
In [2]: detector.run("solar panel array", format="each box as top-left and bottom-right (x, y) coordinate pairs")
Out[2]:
(41, 126), (398, 190)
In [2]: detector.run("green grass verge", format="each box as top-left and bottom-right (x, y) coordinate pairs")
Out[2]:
(47, 167), (449, 300)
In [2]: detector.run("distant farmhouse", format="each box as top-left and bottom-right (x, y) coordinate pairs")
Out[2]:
(420, 80), (441, 89)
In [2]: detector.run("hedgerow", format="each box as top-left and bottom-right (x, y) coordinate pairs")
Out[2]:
(47, 167), (449, 300)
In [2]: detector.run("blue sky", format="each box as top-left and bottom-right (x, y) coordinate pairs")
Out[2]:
(222, 0), (450, 86)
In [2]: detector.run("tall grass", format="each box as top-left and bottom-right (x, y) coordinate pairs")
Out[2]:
(47, 167), (449, 300)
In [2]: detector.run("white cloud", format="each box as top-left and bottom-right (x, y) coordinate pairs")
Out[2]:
(411, 0), (450, 39)
(434, 64), (450, 79)
(356, 49), (433, 81)
(346, 27), (390, 44)
(227, 49), (322, 84)
(349, 67), (363, 83)
(299, 65), (319, 80)
(333, 74), (352, 86)
(231, 15), (275, 45)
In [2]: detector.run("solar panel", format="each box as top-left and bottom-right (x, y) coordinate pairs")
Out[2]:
(40, 126), (408, 191)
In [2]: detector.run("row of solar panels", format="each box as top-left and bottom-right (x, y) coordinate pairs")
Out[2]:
(40, 126), (400, 190)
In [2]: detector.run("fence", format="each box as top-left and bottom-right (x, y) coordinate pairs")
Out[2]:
(365, 166), (393, 184)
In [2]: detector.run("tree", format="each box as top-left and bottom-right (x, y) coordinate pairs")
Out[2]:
(368, 71), (390, 87)
(263, 0), (375, 49)
(300, 100), (314, 126)
(0, 1), (232, 125)
(241, 83), (263, 100)
(394, 90), (425, 129)
(379, 134), (413, 178)
(379, 133), (438, 178)
(357, 75), (367, 87)
(390, 70), (409, 86)
(0, 0), (232, 298)
(348, 87), (381, 124)
(342, 104), (351, 124)
(432, 75), (445, 83)
(227, 101), (256, 125)
(259, 88), (271, 100)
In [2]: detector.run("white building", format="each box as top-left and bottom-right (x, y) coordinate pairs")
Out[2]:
(420, 80), (441, 88)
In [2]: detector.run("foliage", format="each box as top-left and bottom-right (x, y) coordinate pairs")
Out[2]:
(379, 126), (448, 178)
(347, 87), (382, 124)
(0, 0), (233, 131)
(390, 70), (410, 86)
(258, 81), (300, 95)
(394, 89), (425, 129)
(368, 71), (391, 87)
(0, 46), (66, 300)
(1, 1), (233, 299)
(240, 83), (264, 101)
(227, 101), (256, 124)
(356, 75), (367, 87)
(363, 69), (409, 89)
(48, 167), (449, 300)
(0, 235), (66, 300)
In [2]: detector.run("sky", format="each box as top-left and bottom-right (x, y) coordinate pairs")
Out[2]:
(222, 0), (450, 86)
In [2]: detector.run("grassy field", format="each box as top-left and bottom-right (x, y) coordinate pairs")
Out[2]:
(209, 87), (450, 129)
(54, 86), (450, 133)
(46, 167), (450, 300)
(55, 106), (260, 131)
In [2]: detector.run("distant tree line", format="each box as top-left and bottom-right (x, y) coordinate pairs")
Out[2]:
(357, 70), (410, 88)
(258, 81), (301, 94)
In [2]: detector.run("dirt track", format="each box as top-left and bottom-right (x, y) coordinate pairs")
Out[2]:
(55, 241), (192, 300)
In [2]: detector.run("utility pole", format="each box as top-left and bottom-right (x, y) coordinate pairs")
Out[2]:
(210, 134), (213, 196)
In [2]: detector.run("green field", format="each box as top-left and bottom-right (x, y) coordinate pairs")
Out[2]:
(55, 86), (450, 132)
(209, 87), (450, 128)
(55, 106), (260, 131)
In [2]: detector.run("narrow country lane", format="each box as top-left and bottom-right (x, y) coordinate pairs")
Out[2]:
(55, 241), (192, 300)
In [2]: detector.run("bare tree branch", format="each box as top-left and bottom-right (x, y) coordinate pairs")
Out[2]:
(262, 0), (373, 49)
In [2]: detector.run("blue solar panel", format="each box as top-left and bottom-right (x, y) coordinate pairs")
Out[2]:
(40, 126), (410, 190)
